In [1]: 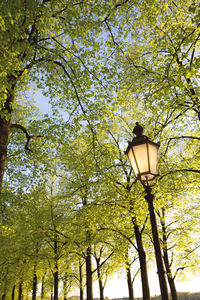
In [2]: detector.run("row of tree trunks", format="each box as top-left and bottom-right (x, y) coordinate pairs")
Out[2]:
(0, 251), (177, 300)
(2, 279), (37, 300)
(0, 235), (177, 300)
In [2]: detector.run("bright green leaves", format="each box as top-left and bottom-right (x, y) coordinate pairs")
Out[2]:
(1, 1), (200, 296)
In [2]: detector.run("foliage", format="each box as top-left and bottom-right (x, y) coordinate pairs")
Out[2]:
(0, 0), (200, 299)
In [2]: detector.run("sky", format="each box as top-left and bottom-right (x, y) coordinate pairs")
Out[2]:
(100, 272), (200, 298)
(32, 89), (200, 298)
(33, 88), (55, 116)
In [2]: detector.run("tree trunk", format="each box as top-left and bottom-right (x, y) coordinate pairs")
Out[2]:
(161, 209), (178, 300)
(18, 281), (23, 300)
(133, 221), (150, 300)
(1, 267), (8, 300)
(79, 259), (84, 300)
(125, 250), (134, 300)
(146, 194), (169, 300)
(165, 271), (177, 300)
(26, 289), (29, 300)
(54, 239), (59, 300)
(0, 92), (14, 193)
(2, 294), (6, 300)
(32, 266), (37, 300)
(96, 258), (104, 300)
(41, 274), (45, 299)
(86, 246), (93, 300)
(126, 265), (134, 300)
(54, 267), (59, 300)
(12, 285), (15, 300)
(50, 288), (53, 300)
(63, 278), (67, 300)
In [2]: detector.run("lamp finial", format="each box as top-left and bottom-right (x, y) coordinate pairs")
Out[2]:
(133, 122), (144, 137)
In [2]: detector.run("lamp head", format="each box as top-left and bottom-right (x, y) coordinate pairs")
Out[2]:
(125, 122), (159, 182)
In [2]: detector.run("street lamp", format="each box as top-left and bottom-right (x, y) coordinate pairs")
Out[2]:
(125, 122), (169, 300)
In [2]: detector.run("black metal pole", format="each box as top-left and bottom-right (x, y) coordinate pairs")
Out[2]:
(144, 185), (169, 300)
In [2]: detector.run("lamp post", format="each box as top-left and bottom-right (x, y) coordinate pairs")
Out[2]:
(125, 122), (169, 300)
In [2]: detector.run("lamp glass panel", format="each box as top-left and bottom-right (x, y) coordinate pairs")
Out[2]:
(132, 143), (149, 174)
(128, 148), (138, 176)
(148, 143), (158, 175)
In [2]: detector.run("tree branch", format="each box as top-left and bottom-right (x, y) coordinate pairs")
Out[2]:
(159, 168), (200, 182)
(163, 135), (200, 156)
(10, 124), (43, 152)
(92, 251), (114, 274)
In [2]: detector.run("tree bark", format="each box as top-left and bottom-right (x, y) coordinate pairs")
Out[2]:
(26, 289), (29, 300)
(0, 92), (14, 192)
(79, 259), (84, 300)
(96, 258), (104, 300)
(41, 274), (45, 299)
(54, 239), (59, 300)
(1, 267), (8, 300)
(164, 264), (177, 300)
(133, 221), (150, 300)
(50, 288), (53, 300)
(2, 294), (6, 300)
(32, 266), (37, 300)
(161, 209), (178, 300)
(146, 192), (169, 300)
(12, 285), (15, 300)
(126, 266), (134, 300)
(86, 246), (93, 300)
(18, 281), (23, 300)
(63, 277), (67, 300)
(125, 250), (134, 300)
(54, 265), (59, 300)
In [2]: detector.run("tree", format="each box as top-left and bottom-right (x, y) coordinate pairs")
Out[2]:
(0, 0), (134, 192)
